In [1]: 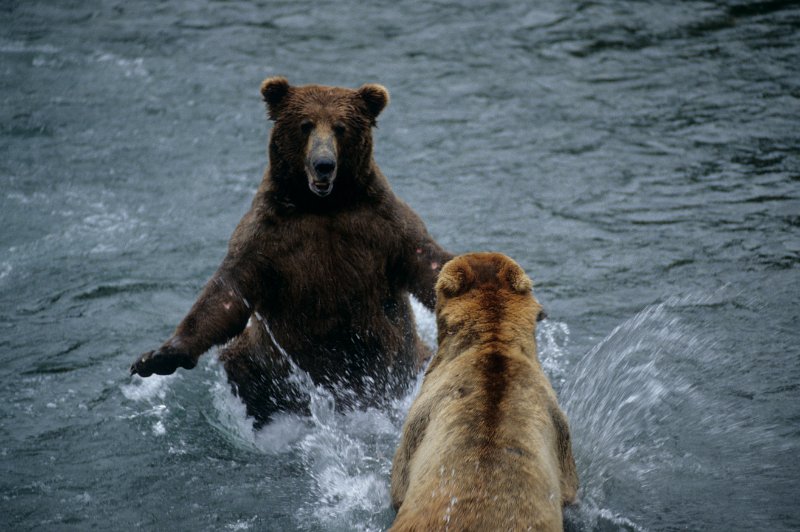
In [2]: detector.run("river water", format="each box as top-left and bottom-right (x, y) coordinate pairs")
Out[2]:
(2, 1), (799, 530)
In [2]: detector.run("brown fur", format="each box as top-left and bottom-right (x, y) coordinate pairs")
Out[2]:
(390, 253), (578, 531)
(130, 78), (452, 425)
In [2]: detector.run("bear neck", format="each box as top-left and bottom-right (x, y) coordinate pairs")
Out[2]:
(430, 317), (541, 373)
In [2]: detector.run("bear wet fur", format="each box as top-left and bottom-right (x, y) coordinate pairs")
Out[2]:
(130, 78), (453, 424)
(389, 253), (578, 532)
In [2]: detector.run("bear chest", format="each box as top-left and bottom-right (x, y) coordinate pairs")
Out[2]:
(262, 212), (403, 314)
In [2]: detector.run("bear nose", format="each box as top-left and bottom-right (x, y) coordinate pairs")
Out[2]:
(313, 158), (336, 177)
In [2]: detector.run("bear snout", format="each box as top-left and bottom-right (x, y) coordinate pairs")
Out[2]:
(305, 131), (338, 197)
(313, 157), (336, 179)
(307, 154), (337, 197)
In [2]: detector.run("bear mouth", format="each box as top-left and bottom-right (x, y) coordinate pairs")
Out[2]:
(309, 180), (333, 197)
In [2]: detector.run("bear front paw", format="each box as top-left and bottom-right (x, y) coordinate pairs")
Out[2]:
(130, 345), (196, 377)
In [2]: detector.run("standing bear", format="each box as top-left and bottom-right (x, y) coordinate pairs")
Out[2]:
(390, 253), (578, 532)
(130, 78), (452, 425)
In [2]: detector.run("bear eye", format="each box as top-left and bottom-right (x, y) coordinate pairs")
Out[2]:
(300, 119), (314, 134)
(333, 121), (346, 136)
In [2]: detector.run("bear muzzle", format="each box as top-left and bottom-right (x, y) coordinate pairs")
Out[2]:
(306, 136), (338, 197)
(308, 160), (336, 196)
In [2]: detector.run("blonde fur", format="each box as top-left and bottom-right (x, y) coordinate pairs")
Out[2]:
(390, 252), (578, 531)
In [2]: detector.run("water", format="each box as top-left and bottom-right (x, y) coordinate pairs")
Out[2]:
(2, 0), (798, 530)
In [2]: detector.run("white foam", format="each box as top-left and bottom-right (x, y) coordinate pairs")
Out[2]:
(208, 353), (423, 531)
(121, 373), (178, 402)
(224, 517), (257, 531)
(410, 296), (436, 349)
(121, 375), (175, 437)
(558, 298), (714, 530)
(78, 208), (144, 254)
(295, 388), (399, 531)
(209, 374), (309, 454)
(94, 51), (149, 78)
(0, 39), (59, 54)
(13, 187), (146, 255)
(537, 318), (571, 386)
(152, 420), (166, 436)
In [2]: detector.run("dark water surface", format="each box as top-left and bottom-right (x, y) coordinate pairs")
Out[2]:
(2, 1), (799, 530)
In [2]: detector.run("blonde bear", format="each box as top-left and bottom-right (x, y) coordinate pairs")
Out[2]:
(390, 252), (578, 531)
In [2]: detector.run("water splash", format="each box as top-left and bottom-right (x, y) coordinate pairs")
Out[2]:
(281, 348), (424, 531)
(294, 389), (395, 531)
(410, 296), (437, 349)
(121, 374), (177, 437)
(538, 318), (572, 386)
(205, 301), (430, 531)
(560, 287), (791, 530)
(208, 374), (309, 454)
(209, 363), (420, 531)
(122, 291), (730, 531)
(559, 302), (683, 528)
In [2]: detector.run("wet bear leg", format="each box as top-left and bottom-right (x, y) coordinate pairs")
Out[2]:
(219, 337), (310, 427)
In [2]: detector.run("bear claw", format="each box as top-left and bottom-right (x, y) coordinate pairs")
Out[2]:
(130, 347), (196, 377)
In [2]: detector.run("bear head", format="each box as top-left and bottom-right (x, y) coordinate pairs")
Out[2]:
(260, 77), (389, 201)
(434, 252), (546, 345)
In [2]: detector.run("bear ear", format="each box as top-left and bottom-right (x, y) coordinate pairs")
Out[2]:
(357, 83), (390, 122)
(500, 261), (533, 294)
(436, 259), (475, 298)
(260, 77), (291, 120)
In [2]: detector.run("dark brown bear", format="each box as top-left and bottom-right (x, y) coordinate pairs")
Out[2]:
(130, 77), (452, 425)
